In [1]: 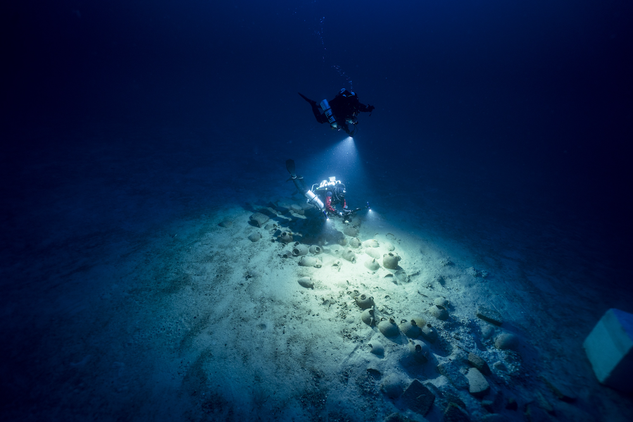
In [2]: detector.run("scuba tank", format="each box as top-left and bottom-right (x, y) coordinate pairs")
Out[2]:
(319, 99), (338, 129)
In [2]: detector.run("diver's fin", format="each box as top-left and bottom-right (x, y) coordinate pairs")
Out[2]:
(286, 159), (296, 175)
(298, 93), (316, 106)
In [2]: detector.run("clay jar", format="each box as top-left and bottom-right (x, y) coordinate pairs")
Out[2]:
(420, 324), (438, 343)
(361, 308), (376, 326)
(299, 256), (322, 268)
(349, 237), (361, 248)
(365, 248), (381, 260)
(279, 232), (293, 243)
(364, 258), (380, 271)
(297, 277), (314, 289)
(309, 245), (322, 255)
(408, 339), (431, 363)
(342, 249), (356, 263)
(399, 319), (422, 338)
(495, 332), (519, 350)
(343, 226), (359, 237)
(378, 317), (400, 338)
(292, 243), (309, 256)
(429, 305), (449, 320)
(355, 294), (374, 310)
(367, 341), (384, 356)
(383, 253), (401, 269)
(363, 239), (379, 248)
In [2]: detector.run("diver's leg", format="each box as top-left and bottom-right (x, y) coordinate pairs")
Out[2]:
(299, 93), (328, 124)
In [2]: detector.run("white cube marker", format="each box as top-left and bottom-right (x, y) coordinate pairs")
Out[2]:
(584, 308), (633, 392)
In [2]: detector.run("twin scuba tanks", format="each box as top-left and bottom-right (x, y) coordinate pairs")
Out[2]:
(319, 99), (338, 129)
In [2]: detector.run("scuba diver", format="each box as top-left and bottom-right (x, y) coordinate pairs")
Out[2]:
(286, 159), (367, 219)
(299, 89), (375, 137)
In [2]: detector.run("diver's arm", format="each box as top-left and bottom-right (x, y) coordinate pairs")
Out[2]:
(358, 102), (375, 113)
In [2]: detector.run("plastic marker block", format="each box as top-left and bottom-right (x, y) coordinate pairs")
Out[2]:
(583, 308), (633, 392)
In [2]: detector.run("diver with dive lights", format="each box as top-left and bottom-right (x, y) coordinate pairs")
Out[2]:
(298, 89), (375, 137)
(285, 159), (369, 220)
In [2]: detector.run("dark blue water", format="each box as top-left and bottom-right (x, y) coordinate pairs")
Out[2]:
(2, 1), (632, 420)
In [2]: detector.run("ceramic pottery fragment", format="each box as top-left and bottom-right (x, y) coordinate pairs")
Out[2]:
(364, 258), (380, 271)
(292, 244), (309, 256)
(355, 294), (375, 310)
(383, 252), (401, 269)
(399, 319), (421, 338)
(309, 245), (322, 255)
(378, 317), (400, 338)
(299, 256), (322, 268)
(249, 212), (269, 227)
(342, 249), (356, 263)
(218, 219), (233, 228)
(298, 277), (314, 289)
(248, 232), (262, 242)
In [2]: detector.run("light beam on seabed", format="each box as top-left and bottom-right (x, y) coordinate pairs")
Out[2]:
(306, 136), (369, 201)
(308, 137), (365, 180)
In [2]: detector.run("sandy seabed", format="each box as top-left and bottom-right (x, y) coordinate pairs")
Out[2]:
(2, 128), (632, 422)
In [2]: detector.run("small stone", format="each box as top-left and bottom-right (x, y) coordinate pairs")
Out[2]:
(505, 397), (518, 410)
(476, 305), (503, 326)
(492, 361), (506, 372)
(481, 325), (495, 339)
(443, 402), (471, 422)
(248, 232), (262, 242)
(468, 353), (492, 375)
(401, 379), (435, 416)
(494, 332), (519, 350)
(466, 367), (490, 397)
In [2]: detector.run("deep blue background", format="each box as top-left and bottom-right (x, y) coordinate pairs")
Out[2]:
(3, 0), (632, 262)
